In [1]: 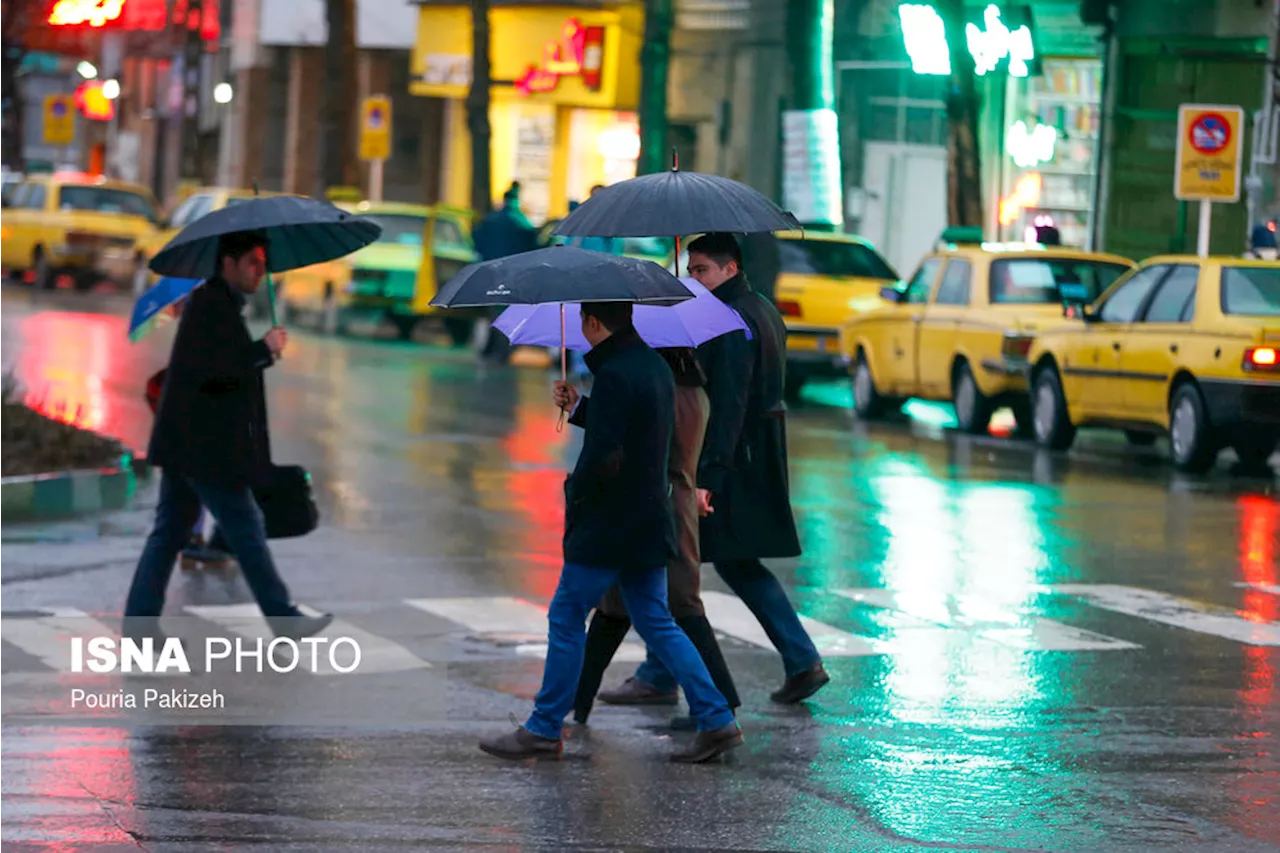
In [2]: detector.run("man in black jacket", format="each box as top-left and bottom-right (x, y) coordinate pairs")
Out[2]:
(479, 302), (742, 764)
(622, 233), (830, 705)
(124, 231), (331, 638)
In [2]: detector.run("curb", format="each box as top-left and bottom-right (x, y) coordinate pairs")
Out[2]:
(1, 453), (153, 522)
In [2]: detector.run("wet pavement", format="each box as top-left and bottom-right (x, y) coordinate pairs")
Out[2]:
(2, 285), (1278, 852)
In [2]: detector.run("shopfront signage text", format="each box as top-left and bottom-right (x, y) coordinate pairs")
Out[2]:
(515, 18), (605, 97)
(966, 5), (1034, 77)
(1008, 120), (1056, 168)
(48, 0), (125, 27)
(898, 3), (1036, 78)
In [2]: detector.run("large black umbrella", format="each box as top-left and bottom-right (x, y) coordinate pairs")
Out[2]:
(147, 195), (382, 279)
(551, 169), (801, 238)
(430, 245), (694, 309)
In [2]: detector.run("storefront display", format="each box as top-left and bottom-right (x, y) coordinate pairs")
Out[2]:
(998, 58), (1101, 248)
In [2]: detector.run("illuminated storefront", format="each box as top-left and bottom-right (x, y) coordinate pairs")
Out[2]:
(409, 3), (643, 223)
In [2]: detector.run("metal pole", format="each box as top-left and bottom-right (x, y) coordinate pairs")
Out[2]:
(369, 159), (384, 202)
(1197, 200), (1212, 258)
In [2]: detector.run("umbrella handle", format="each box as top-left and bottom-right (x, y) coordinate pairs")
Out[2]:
(266, 270), (279, 327)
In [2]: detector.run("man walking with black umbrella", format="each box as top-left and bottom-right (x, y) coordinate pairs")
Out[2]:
(601, 233), (829, 706)
(125, 231), (332, 639)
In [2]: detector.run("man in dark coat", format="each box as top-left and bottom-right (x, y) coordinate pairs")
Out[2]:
(479, 302), (742, 764)
(473, 184), (539, 362)
(124, 231), (331, 638)
(618, 233), (830, 704)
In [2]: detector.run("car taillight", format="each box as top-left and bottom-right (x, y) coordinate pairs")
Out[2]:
(1244, 347), (1279, 371)
(1001, 334), (1034, 360)
(777, 300), (802, 318)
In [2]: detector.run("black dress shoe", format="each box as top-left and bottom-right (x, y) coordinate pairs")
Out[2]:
(770, 662), (830, 704)
(479, 726), (563, 761)
(670, 722), (744, 763)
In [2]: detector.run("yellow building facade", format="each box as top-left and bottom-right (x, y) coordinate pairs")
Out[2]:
(410, 3), (644, 224)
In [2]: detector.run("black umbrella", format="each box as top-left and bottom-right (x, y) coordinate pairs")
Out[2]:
(147, 195), (382, 279)
(551, 168), (801, 238)
(430, 245), (694, 309)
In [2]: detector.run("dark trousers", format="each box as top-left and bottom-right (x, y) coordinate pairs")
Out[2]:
(573, 386), (740, 720)
(124, 470), (296, 618)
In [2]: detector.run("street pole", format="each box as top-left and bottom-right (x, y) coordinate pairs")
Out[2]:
(467, 0), (493, 215)
(782, 0), (841, 230)
(637, 0), (673, 176)
(1197, 200), (1212, 258)
(179, 0), (205, 186)
(369, 159), (384, 202)
(937, 0), (984, 228)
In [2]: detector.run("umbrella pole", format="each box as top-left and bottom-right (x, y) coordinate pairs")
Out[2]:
(557, 303), (567, 432)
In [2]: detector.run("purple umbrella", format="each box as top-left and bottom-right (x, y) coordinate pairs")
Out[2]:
(493, 277), (749, 351)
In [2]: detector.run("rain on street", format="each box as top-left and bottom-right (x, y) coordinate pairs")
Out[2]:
(2, 286), (1278, 852)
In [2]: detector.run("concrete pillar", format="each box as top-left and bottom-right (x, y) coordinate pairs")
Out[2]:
(283, 47), (323, 196)
(226, 64), (270, 188)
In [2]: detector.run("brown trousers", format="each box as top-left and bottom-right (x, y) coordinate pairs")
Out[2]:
(599, 383), (709, 619)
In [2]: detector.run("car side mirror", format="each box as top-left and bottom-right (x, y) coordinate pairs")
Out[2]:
(879, 285), (904, 303)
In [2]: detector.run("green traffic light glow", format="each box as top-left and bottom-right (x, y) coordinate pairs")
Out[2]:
(898, 3), (1037, 78)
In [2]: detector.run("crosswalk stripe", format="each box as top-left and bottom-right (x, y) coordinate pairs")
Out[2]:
(699, 591), (884, 657)
(833, 588), (1139, 652)
(402, 597), (646, 662)
(1235, 582), (1280, 596)
(0, 609), (155, 674)
(1050, 585), (1280, 646)
(183, 604), (431, 674)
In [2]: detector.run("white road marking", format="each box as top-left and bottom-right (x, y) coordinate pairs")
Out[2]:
(700, 590), (884, 657)
(184, 604), (431, 674)
(1050, 585), (1280, 646)
(0, 609), (125, 673)
(834, 588), (1138, 652)
(403, 597), (645, 662)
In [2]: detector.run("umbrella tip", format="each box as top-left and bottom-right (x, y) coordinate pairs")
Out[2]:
(670, 148), (678, 171)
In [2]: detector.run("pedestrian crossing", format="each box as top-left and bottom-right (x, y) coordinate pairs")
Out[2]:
(3, 583), (1279, 679)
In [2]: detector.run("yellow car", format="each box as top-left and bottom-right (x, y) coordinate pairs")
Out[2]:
(772, 230), (900, 398)
(1, 173), (158, 289)
(1027, 256), (1280, 473)
(281, 202), (479, 343)
(135, 186), (284, 290)
(841, 233), (1134, 434)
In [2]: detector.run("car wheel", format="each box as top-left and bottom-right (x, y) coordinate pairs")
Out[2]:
(952, 361), (992, 435)
(1168, 383), (1219, 474)
(852, 356), (886, 419)
(1125, 430), (1157, 447)
(1032, 367), (1076, 451)
(1231, 436), (1277, 473)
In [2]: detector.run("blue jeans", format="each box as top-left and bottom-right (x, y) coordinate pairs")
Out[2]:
(124, 471), (297, 618)
(525, 562), (735, 739)
(634, 558), (821, 691)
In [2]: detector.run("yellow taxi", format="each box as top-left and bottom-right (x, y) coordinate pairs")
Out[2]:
(280, 202), (479, 342)
(771, 230), (900, 398)
(1, 172), (159, 289)
(839, 229), (1134, 433)
(134, 186), (284, 290)
(1027, 256), (1280, 473)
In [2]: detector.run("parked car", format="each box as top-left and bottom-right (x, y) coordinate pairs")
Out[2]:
(1027, 256), (1280, 473)
(841, 230), (1134, 434)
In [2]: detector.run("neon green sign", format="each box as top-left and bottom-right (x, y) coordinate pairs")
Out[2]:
(898, 3), (1038, 78)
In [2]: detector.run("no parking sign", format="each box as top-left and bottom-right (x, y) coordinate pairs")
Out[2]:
(359, 96), (392, 162)
(1175, 104), (1244, 202)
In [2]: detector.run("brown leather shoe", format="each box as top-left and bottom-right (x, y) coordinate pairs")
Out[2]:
(478, 726), (563, 761)
(770, 662), (831, 704)
(597, 677), (679, 706)
(670, 721), (744, 763)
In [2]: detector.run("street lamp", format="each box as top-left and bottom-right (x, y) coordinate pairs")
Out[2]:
(101, 78), (120, 100)
(76, 60), (98, 79)
(213, 82), (234, 105)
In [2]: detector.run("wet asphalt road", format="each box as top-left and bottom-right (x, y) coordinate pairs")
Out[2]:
(1, 286), (1278, 852)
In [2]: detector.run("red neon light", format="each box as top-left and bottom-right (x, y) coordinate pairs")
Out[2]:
(48, 0), (125, 27)
(514, 18), (605, 97)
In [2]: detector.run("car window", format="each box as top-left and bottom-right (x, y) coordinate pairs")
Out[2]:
(1098, 265), (1169, 324)
(1221, 266), (1280, 317)
(184, 194), (214, 225)
(362, 213), (427, 246)
(26, 184), (47, 210)
(432, 219), (464, 248)
(57, 186), (155, 221)
(7, 182), (33, 208)
(778, 238), (897, 280)
(989, 258), (1132, 305)
(1141, 265), (1198, 323)
(905, 259), (941, 304)
(934, 259), (971, 306)
(166, 195), (200, 228)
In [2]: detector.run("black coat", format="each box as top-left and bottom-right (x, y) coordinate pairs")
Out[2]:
(564, 327), (676, 571)
(696, 273), (801, 562)
(147, 277), (275, 489)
